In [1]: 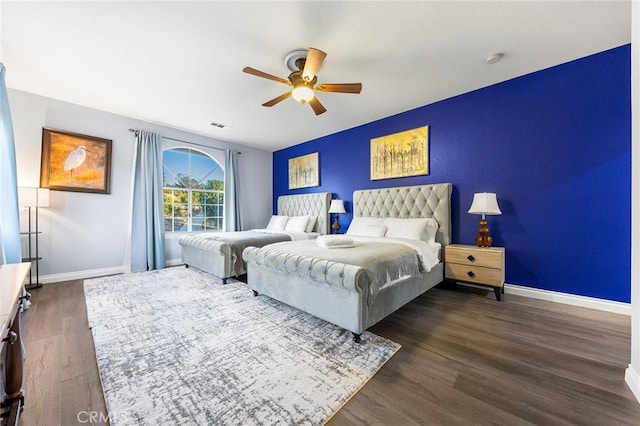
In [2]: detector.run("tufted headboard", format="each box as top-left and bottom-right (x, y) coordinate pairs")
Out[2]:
(353, 183), (453, 246)
(277, 192), (332, 235)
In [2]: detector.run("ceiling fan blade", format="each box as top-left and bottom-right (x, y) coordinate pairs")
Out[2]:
(308, 97), (327, 115)
(262, 92), (292, 107)
(243, 67), (291, 85)
(315, 83), (362, 94)
(302, 48), (327, 82)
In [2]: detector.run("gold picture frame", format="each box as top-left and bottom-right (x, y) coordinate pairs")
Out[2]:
(40, 128), (112, 194)
(370, 126), (429, 180)
(288, 152), (319, 189)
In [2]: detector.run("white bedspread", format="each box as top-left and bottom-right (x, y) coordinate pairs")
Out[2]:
(347, 236), (441, 272)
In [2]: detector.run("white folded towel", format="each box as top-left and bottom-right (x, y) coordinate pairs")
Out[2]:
(316, 235), (354, 248)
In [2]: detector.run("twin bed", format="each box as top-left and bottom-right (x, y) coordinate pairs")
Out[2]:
(181, 183), (452, 341)
(179, 192), (331, 283)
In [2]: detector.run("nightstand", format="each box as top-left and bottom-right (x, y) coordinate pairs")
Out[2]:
(444, 244), (505, 301)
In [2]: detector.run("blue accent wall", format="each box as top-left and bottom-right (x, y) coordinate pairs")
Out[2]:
(273, 45), (631, 303)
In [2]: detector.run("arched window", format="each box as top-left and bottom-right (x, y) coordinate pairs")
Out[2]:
(163, 147), (224, 232)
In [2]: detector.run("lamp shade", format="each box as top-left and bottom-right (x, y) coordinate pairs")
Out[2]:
(18, 186), (50, 207)
(468, 193), (502, 215)
(328, 199), (346, 214)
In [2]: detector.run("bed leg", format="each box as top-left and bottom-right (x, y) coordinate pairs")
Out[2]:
(252, 290), (259, 297)
(184, 264), (189, 268)
(352, 333), (362, 344)
(222, 278), (228, 284)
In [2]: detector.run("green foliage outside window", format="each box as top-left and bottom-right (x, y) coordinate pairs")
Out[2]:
(163, 148), (224, 232)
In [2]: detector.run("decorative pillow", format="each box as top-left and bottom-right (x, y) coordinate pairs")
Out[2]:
(266, 215), (289, 231)
(383, 218), (433, 241)
(305, 215), (317, 233)
(284, 215), (310, 233)
(346, 217), (387, 237)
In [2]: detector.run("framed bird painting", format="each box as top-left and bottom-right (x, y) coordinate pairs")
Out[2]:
(40, 128), (112, 194)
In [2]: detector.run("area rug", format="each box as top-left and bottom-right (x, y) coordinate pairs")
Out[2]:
(84, 267), (400, 425)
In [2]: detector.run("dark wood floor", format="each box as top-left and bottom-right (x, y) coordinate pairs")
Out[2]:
(17, 280), (640, 425)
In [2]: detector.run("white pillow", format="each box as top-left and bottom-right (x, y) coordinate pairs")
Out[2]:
(423, 218), (439, 243)
(346, 217), (387, 237)
(383, 218), (433, 241)
(266, 215), (289, 231)
(305, 215), (317, 233)
(284, 215), (310, 233)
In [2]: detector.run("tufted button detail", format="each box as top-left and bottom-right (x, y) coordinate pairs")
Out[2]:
(277, 192), (331, 234)
(353, 183), (451, 246)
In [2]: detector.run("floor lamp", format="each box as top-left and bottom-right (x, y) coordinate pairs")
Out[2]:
(18, 187), (49, 288)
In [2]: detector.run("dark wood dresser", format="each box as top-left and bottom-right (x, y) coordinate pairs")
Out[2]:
(1, 262), (30, 426)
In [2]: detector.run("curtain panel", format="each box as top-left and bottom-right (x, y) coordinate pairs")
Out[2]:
(0, 64), (22, 265)
(129, 130), (166, 272)
(224, 149), (242, 232)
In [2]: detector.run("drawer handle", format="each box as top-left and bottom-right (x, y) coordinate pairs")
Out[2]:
(467, 271), (476, 279)
(2, 331), (17, 344)
(467, 255), (476, 262)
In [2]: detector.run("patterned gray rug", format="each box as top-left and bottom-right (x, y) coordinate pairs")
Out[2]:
(84, 267), (400, 425)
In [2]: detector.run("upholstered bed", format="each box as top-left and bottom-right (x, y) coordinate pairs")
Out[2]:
(243, 183), (452, 341)
(179, 192), (331, 283)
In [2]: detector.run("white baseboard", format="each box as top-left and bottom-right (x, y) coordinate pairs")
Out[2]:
(166, 258), (184, 267)
(505, 283), (631, 316)
(37, 260), (185, 285)
(37, 265), (125, 284)
(626, 364), (640, 403)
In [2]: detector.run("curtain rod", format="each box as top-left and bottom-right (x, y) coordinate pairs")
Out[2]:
(128, 128), (241, 154)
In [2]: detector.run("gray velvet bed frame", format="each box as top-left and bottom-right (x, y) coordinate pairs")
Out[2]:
(179, 192), (331, 282)
(243, 183), (452, 342)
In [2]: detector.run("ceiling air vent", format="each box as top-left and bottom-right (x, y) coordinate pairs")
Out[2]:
(210, 122), (226, 129)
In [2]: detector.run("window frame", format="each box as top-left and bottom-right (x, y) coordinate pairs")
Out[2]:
(162, 143), (225, 234)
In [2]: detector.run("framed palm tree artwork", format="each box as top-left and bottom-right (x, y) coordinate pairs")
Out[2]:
(288, 152), (319, 190)
(370, 126), (429, 180)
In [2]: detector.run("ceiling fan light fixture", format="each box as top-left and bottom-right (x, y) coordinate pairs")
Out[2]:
(291, 84), (315, 103)
(243, 46), (361, 113)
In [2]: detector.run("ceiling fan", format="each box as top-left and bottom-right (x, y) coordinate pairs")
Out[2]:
(242, 47), (362, 115)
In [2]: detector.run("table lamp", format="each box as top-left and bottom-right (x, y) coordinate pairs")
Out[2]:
(468, 192), (501, 247)
(328, 199), (346, 234)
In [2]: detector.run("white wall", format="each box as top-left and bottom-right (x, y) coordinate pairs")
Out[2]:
(8, 88), (272, 282)
(627, 0), (640, 404)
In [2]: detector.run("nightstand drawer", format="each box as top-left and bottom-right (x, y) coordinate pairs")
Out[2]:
(445, 245), (503, 269)
(445, 263), (503, 287)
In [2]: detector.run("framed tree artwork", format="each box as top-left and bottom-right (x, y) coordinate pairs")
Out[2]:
(40, 128), (112, 194)
(288, 152), (319, 189)
(370, 126), (429, 180)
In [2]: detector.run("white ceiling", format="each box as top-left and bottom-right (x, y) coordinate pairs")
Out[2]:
(1, 1), (631, 151)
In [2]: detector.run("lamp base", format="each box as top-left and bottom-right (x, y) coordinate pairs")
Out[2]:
(475, 219), (493, 247)
(331, 215), (341, 234)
